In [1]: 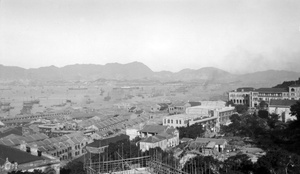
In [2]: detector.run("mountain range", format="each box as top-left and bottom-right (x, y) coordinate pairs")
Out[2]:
(0, 62), (299, 87)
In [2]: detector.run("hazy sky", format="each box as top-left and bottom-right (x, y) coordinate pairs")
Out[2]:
(1, 0), (300, 73)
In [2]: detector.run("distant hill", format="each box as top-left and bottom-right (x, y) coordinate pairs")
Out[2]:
(172, 67), (236, 82)
(273, 78), (300, 89)
(236, 70), (300, 87)
(0, 62), (154, 81)
(0, 62), (299, 87)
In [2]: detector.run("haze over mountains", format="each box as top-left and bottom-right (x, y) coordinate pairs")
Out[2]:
(0, 62), (299, 87)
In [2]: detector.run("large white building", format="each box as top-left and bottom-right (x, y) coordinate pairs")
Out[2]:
(229, 83), (300, 108)
(268, 99), (298, 122)
(162, 103), (235, 132)
(228, 87), (259, 108)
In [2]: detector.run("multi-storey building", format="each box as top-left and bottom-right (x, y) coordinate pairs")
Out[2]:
(86, 134), (129, 154)
(138, 125), (179, 152)
(256, 88), (289, 102)
(289, 84), (300, 100)
(38, 124), (65, 136)
(163, 104), (235, 132)
(228, 88), (259, 107)
(0, 144), (60, 174)
(229, 85), (300, 107)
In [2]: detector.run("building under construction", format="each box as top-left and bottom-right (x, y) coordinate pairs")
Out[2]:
(83, 142), (220, 174)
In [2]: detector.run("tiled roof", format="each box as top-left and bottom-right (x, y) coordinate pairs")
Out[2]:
(156, 133), (174, 139)
(187, 102), (201, 107)
(157, 103), (169, 110)
(0, 127), (23, 138)
(235, 87), (255, 92)
(87, 134), (129, 148)
(206, 141), (216, 148)
(256, 88), (288, 93)
(1, 139), (14, 146)
(269, 99), (298, 107)
(140, 125), (168, 134)
(2, 134), (21, 139)
(181, 138), (193, 142)
(169, 101), (185, 107)
(0, 144), (44, 165)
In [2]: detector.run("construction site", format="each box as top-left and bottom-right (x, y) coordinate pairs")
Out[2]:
(83, 144), (218, 174)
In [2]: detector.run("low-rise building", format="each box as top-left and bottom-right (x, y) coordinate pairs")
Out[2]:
(138, 125), (179, 152)
(25, 133), (90, 161)
(139, 125), (177, 138)
(86, 134), (129, 154)
(191, 137), (227, 154)
(0, 144), (60, 174)
(184, 101), (201, 108)
(269, 99), (298, 122)
(151, 103), (170, 112)
(38, 124), (65, 136)
(163, 104), (235, 131)
(168, 101), (186, 115)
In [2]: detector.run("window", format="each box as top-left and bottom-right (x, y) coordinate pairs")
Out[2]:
(176, 120), (178, 124)
(171, 120), (173, 124)
(179, 120), (182, 124)
(167, 119), (170, 123)
(164, 119), (166, 124)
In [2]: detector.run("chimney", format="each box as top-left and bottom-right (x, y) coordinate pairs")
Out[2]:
(26, 146), (31, 153)
(37, 150), (42, 157)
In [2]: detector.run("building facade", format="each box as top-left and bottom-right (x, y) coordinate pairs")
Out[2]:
(228, 88), (259, 108)
(289, 84), (300, 100)
(163, 105), (235, 132)
(229, 85), (300, 107)
(268, 99), (298, 122)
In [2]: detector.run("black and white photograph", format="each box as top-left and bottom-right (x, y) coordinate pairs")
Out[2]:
(0, 0), (300, 173)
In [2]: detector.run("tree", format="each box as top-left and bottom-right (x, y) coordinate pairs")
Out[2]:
(235, 105), (248, 114)
(258, 110), (269, 119)
(60, 161), (86, 174)
(220, 114), (242, 136)
(254, 150), (300, 174)
(223, 154), (254, 174)
(178, 123), (205, 139)
(290, 100), (300, 121)
(259, 101), (268, 110)
(267, 113), (280, 129)
(226, 100), (235, 107)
